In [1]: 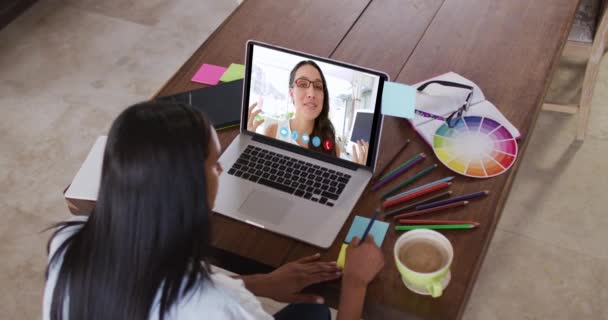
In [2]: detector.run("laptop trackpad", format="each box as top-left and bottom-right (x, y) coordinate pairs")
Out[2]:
(238, 190), (292, 225)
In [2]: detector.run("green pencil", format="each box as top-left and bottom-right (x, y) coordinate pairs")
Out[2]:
(379, 152), (422, 181)
(395, 224), (476, 231)
(381, 164), (438, 199)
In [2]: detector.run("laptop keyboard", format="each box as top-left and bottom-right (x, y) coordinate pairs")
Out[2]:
(226, 145), (351, 207)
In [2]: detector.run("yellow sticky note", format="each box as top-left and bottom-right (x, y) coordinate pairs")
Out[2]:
(336, 243), (349, 269)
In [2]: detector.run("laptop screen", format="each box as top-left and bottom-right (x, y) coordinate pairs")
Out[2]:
(243, 41), (387, 167)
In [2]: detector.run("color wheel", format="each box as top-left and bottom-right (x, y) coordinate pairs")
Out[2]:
(432, 116), (518, 178)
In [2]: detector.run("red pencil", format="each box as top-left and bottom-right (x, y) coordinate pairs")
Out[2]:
(382, 182), (451, 208)
(398, 219), (479, 226)
(393, 201), (468, 219)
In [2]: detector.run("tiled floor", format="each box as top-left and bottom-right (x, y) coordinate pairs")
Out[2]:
(1, 1), (607, 319)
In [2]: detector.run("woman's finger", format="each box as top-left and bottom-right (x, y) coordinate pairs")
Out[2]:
(295, 253), (321, 264)
(305, 272), (342, 286)
(253, 118), (264, 130)
(352, 144), (359, 163)
(288, 294), (325, 305)
(303, 262), (340, 274)
(252, 107), (262, 116)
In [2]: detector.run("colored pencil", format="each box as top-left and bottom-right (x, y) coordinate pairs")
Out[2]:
(374, 140), (410, 179)
(377, 146), (417, 181)
(384, 176), (455, 201)
(382, 182), (451, 208)
(380, 164), (438, 198)
(393, 201), (468, 220)
(371, 153), (425, 191)
(415, 190), (490, 210)
(398, 219), (480, 226)
(360, 210), (380, 242)
(395, 224), (477, 231)
(384, 191), (452, 218)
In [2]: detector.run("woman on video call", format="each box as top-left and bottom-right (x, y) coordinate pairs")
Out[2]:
(247, 60), (369, 165)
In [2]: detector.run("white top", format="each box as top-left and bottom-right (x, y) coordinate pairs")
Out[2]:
(43, 221), (273, 320)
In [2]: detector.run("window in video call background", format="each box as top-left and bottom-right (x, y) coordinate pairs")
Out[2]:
(245, 44), (383, 165)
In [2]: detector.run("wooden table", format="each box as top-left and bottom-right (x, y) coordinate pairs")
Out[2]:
(154, 0), (580, 318)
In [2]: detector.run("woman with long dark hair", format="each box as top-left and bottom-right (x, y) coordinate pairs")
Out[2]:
(247, 60), (369, 164)
(44, 101), (384, 320)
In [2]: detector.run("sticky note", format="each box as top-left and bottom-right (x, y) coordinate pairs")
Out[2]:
(191, 63), (227, 85)
(381, 81), (416, 119)
(220, 63), (245, 82)
(336, 243), (349, 269)
(344, 216), (389, 247)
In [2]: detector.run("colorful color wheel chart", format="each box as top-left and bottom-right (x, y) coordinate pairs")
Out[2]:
(432, 116), (518, 178)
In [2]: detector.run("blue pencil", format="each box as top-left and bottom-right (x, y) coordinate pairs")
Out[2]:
(360, 210), (380, 243)
(385, 176), (455, 202)
(415, 190), (490, 210)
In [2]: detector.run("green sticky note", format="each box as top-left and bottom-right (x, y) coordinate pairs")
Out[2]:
(381, 81), (416, 119)
(344, 215), (389, 247)
(220, 63), (245, 82)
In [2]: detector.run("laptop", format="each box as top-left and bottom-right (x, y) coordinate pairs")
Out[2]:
(214, 40), (388, 248)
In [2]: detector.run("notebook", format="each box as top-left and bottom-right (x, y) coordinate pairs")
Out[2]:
(156, 79), (243, 130)
(409, 72), (521, 147)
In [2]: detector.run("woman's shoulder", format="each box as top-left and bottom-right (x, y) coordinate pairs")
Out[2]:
(166, 273), (272, 320)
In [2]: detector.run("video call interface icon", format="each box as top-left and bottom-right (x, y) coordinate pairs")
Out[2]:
(279, 127), (328, 150)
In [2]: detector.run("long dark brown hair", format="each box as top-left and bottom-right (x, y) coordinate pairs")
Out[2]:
(46, 101), (214, 320)
(289, 60), (337, 156)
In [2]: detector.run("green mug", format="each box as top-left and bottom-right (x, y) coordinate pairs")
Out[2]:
(393, 229), (453, 298)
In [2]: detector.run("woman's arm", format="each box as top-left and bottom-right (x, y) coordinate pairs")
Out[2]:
(336, 278), (367, 320)
(264, 123), (277, 138)
(336, 236), (384, 320)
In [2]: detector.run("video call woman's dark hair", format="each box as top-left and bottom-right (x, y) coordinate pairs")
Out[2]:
(289, 60), (337, 156)
(46, 101), (214, 320)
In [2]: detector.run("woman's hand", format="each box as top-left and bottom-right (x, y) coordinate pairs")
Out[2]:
(342, 236), (384, 288)
(247, 102), (264, 132)
(242, 253), (341, 304)
(351, 140), (369, 165)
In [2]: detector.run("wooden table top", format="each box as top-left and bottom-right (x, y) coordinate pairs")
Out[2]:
(154, 0), (579, 318)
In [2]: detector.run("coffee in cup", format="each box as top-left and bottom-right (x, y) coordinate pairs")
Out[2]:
(393, 229), (453, 298)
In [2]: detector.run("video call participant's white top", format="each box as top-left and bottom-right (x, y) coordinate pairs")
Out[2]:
(274, 119), (314, 147)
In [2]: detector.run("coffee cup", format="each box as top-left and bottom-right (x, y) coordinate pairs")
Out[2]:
(393, 229), (453, 298)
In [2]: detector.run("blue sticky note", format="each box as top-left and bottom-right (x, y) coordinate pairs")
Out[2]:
(344, 215), (390, 247)
(381, 81), (416, 119)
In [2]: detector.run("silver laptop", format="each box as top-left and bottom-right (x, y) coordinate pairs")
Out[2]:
(214, 41), (388, 248)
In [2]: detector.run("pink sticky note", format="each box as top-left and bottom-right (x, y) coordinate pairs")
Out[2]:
(191, 63), (227, 85)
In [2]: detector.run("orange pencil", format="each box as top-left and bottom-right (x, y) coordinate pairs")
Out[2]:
(398, 219), (479, 226)
(382, 182), (451, 208)
(393, 201), (468, 219)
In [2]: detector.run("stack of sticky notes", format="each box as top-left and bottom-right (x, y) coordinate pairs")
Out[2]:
(381, 81), (416, 119)
(336, 215), (390, 268)
(191, 63), (245, 85)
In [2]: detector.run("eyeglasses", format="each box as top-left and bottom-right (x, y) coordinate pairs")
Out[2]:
(293, 78), (324, 91)
(415, 80), (474, 128)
